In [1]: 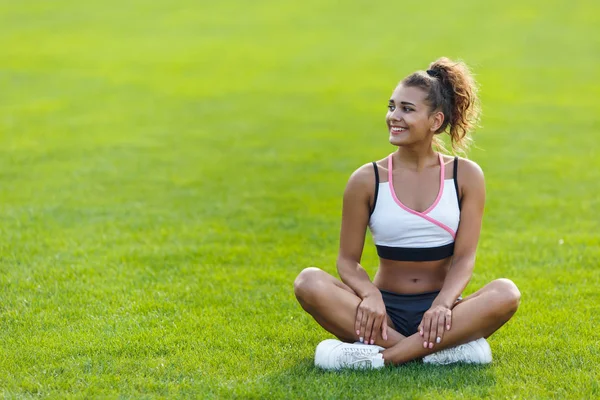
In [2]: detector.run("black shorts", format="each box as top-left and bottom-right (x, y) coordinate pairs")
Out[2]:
(380, 289), (441, 337)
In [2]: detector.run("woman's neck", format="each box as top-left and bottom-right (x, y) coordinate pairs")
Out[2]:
(394, 145), (438, 172)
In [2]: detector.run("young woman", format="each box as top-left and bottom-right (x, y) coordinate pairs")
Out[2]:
(293, 58), (520, 369)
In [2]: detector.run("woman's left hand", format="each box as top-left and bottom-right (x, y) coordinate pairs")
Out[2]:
(418, 304), (452, 349)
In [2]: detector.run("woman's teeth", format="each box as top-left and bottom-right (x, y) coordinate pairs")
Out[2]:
(391, 127), (407, 133)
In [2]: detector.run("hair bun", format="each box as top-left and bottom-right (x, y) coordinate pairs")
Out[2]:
(426, 69), (441, 78)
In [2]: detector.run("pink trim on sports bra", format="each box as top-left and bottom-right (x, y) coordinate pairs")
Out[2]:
(387, 153), (457, 239)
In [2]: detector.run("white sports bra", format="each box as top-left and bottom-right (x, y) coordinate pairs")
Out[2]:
(368, 153), (461, 261)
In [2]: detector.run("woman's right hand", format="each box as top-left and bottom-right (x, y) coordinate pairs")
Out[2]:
(355, 292), (388, 345)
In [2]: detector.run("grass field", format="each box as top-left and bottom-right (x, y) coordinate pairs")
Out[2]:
(1, 0), (599, 398)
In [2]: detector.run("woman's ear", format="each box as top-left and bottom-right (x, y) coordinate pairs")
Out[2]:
(430, 111), (445, 132)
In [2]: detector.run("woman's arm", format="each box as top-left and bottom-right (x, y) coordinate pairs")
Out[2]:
(419, 159), (486, 348)
(433, 159), (486, 308)
(336, 164), (378, 297)
(337, 163), (388, 343)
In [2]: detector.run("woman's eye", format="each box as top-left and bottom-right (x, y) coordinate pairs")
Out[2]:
(403, 107), (412, 112)
(387, 105), (395, 111)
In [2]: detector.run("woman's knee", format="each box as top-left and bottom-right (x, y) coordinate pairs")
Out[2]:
(488, 278), (521, 315)
(293, 267), (327, 302)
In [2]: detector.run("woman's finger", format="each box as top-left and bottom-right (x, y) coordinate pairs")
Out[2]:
(435, 312), (445, 345)
(427, 313), (437, 348)
(421, 314), (432, 348)
(359, 309), (368, 343)
(364, 312), (375, 344)
(355, 307), (363, 340)
(371, 314), (385, 344)
(381, 317), (388, 341)
(445, 309), (452, 331)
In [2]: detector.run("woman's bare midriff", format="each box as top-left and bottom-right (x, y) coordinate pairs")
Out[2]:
(372, 257), (452, 294)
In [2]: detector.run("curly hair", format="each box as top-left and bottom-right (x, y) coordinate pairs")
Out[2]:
(401, 57), (481, 154)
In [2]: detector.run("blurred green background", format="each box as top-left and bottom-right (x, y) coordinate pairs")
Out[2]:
(1, 0), (599, 398)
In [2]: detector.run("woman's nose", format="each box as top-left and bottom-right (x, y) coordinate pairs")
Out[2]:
(390, 109), (402, 120)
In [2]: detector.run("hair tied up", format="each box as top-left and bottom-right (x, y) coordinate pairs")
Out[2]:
(426, 69), (441, 78)
(401, 57), (481, 154)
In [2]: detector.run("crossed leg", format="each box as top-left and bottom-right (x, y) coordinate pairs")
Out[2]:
(294, 267), (520, 365)
(294, 267), (406, 348)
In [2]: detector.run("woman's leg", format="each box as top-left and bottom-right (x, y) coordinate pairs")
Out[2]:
(382, 278), (521, 365)
(294, 267), (405, 348)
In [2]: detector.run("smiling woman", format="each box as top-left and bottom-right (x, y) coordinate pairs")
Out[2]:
(293, 57), (521, 369)
(388, 58), (480, 155)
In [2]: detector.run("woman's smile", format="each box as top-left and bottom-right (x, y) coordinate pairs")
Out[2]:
(390, 126), (408, 135)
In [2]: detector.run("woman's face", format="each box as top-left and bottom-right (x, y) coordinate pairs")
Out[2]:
(386, 84), (443, 148)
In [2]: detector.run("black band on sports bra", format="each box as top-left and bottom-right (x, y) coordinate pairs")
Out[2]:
(376, 243), (455, 262)
(370, 162), (379, 216)
(453, 157), (461, 210)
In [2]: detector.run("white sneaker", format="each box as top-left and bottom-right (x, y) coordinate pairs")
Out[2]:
(314, 339), (385, 370)
(422, 338), (492, 365)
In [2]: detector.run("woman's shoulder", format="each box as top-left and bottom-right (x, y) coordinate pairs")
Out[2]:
(458, 157), (484, 183)
(347, 162), (376, 187)
(345, 158), (387, 192)
(442, 155), (484, 181)
(447, 156), (485, 197)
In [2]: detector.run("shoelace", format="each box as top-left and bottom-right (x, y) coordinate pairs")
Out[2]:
(432, 344), (467, 363)
(339, 347), (378, 367)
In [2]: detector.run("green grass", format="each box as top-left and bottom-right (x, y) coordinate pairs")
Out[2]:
(1, 0), (599, 398)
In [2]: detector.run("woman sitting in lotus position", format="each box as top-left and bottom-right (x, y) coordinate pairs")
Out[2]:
(294, 57), (520, 369)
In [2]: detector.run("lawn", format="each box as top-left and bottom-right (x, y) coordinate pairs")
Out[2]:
(0, 0), (599, 398)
